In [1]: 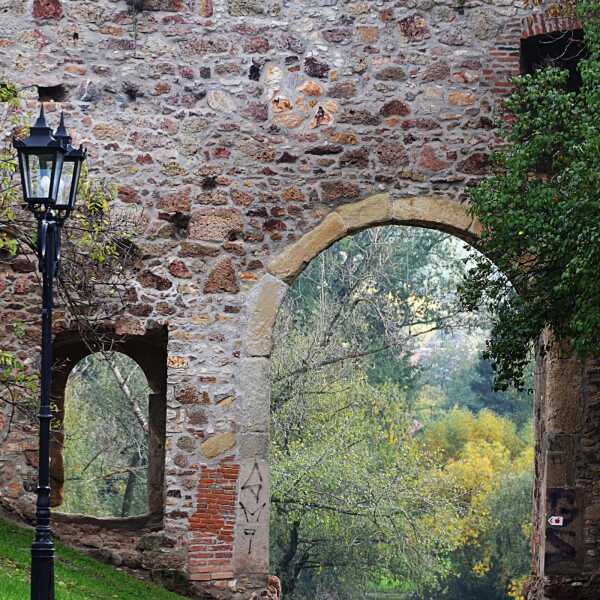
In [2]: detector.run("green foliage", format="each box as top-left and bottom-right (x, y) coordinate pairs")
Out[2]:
(460, 7), (600, 389)
(422, 408), (527, 463)
(0, 516), (187, 599)
(272, 226), (534, 600)
(271, 376), (461, 598)
(420, 410), (533, 600)
(279, 226), (480, 395)
(416, 333), (533, 428)
(0, 81), (18, 105)
(62, 352), (150, 518)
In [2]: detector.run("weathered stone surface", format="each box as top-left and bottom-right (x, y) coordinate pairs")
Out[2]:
(189, 209), (242, 242)
(272, 112), (305, 128)
(328, 82), (356, 98)
(322, 28), (352, 44)
(228, 0), (264, 15)
(398, 15), (429, 42)
(207, 90), (237, 113)
(137, 270), (173, 291)
(305, 145), (343, 155)
(457, 153), (489, 175)
(448, 91), (476, 106)
(298, 80), (322, 96)
(380, 100), (411, 117)
(268, 213), (347, 283)
(245, 275), (288, 356)
(336, 193), (391, 232)
(339, 147), (369, 169)
(357, 26), (379, 43)
(391, 196), (474, 236)
(233, 459), (269, 572)
(338, 109), (380, 126)
(244, 37), (270, 53)
(158, 188), (191, 213)
(0, 2), (588, 597)
(169, 260), (192, 279)
(176, 386), (210, 405)
(418, 144), (449, 172)
(176, 436), (195, 452)
(422, 61), (450, 82)
(304, 57), (329, 79)
(376, 142), (409, 167)
(204, 257), (239, 294)
(320, 180), (361, 204)
(142, 0), (184, 9)
(32, 0), (63, 19)
(201, 432), (236, 458)
(375, 66), (407, 81)
(239, 358), (270, 432)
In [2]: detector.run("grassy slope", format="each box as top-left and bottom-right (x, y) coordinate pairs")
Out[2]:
(0, 516), (188, 599)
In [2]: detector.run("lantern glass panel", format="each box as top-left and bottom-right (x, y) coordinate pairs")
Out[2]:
(29, 153), (56, 199)
(69, 160), (82, 211)
(56, 161), (74, 208)
(18, 152), (31, 199)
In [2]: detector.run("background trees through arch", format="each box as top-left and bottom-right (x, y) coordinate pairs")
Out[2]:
(270, 225), (533, 600)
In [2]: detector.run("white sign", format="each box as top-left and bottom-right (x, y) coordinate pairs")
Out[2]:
(548, 516), (565, 527)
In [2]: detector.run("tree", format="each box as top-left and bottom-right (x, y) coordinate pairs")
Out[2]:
(270, 376), (461, 599)
(270, 227), (491, 598)
(420, 409), (533, 600)
(275, 226), (479, 404)
(62, 352), (151, 518)
(459, 3), (600, 389)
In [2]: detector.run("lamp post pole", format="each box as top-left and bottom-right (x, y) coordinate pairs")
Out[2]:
(13, 106), (86, 600)
(31, 218), (60, 600)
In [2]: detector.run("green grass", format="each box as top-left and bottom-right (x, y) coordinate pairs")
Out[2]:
(0, 516), (188, 599)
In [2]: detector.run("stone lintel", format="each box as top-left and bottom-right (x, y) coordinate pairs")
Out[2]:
(391, 195), (478, 241)
(335, 192), (392, 232)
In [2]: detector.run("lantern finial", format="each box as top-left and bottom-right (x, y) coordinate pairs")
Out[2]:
(33, 104), (48, 130)
(54, 112), (71, 150)
(55, 112), (67, 138)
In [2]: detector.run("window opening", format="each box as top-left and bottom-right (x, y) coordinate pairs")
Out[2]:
(521, 29), (587, 92)
(61, 351), (151, 518)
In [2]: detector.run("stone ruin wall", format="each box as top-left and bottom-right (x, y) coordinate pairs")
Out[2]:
(0, 0), (596, 599)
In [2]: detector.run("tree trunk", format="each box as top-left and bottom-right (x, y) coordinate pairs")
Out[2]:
(121, 450), (140, 517)
(279, 519), (301, 597)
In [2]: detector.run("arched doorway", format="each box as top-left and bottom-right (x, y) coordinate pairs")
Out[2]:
(268, 222), (532, 598)
(237, 194), (583, 598)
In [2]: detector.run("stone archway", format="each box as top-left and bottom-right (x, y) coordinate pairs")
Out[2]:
(238, 193), (597, 600)
(236, 193), (484, 580)
(243, 193), (481, 357)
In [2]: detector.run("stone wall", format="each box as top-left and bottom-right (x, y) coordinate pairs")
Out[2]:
(0, 0), (595, 598)
(529, 337), (600, 600)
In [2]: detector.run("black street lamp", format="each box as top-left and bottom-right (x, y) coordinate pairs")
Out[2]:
(13, 106), (86, 600)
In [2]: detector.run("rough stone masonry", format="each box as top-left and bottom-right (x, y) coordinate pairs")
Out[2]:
(0, 0), (598, 599)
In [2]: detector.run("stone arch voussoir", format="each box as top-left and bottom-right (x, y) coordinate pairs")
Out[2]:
(243, 193), (481, 359)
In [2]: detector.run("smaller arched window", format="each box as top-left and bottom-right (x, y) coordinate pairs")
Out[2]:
(62, 352), (151, 518)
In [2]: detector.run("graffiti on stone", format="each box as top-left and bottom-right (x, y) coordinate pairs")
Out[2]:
(239, 461), (266, 554)
(545, 488), (583, 574)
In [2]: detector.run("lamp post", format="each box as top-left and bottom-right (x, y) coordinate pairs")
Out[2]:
(13, 106), (86, 600)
